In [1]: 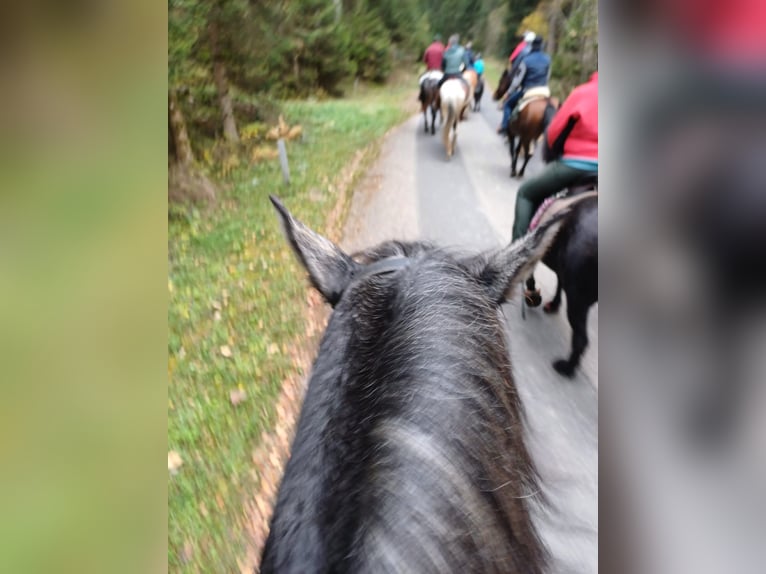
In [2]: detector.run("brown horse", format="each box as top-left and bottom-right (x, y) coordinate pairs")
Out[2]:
(493, 68), (558, 178)
(460, 69), (478, 120)
(419, 76), (441, 135)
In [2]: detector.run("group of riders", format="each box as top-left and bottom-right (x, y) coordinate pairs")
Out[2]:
(420, 31), (598, 303)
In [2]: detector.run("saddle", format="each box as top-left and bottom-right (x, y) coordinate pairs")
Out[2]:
(529, 174), (598, 232)
(419, 70), (444, 85)
(518, 86), (551, 113)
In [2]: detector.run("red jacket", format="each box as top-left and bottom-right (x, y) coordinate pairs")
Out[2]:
(423, 41), (445, 70)
(509, 40), (527, 63)
(547, 72), (598, 162)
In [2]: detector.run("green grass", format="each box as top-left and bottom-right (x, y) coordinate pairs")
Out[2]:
(483, 56), (506, 94)
(168, 79), (415, 572)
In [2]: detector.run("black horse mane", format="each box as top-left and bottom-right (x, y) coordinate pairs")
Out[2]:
(260, 239), (547, 573)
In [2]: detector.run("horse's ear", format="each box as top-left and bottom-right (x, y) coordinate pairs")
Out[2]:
(270, 195), (357, 306)
(468, 212), (569, 304)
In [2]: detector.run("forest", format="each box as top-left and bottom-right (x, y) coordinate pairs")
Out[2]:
(168, 0), (598, 202)
(168, 2), (597, 571)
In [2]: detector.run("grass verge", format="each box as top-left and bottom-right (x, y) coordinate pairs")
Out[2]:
(168, 77), (416, 573)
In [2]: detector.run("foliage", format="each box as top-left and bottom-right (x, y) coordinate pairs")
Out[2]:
(168, 82), (414, 573)
(503, 0), (538, 54)
(549, 0), (598, 94)
(517, 6), (549, 39)
(345, 6), (393, 82)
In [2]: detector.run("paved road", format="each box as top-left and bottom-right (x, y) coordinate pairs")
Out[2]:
(341, 91), (598, 573)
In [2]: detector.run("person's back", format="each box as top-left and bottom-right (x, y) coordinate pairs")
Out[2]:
(465, 41), (475, 66)
(442, 43), (466, 75)
(547, 72), (598, 164)
(510, 31), (535, 63)
(424, 37), (445, 71)
(519, 39), (551, 90)
(474, 57), (485, 76)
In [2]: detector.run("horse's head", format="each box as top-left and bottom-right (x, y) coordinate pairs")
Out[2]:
(270, 195), (567, 310)
(493, 67), (511, 101)
(265, 198), (566, 572)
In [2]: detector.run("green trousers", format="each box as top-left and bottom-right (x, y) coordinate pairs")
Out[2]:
(512, 161), (594, 241)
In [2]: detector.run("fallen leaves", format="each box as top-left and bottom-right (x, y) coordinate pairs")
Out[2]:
(230, 388), (247, 406)
(251, 146), (279, 163)
(181, 540), (194, 564)
(168, 451), (183, 474)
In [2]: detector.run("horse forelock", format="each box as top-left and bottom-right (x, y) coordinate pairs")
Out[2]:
(262, 243), (546, 573)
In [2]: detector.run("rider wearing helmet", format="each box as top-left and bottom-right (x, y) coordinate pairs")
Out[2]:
(465, 41), (475, 67)
(419, 33), (446, 89)
(509, 31), (536, 69)
(473, 52), (485, 78)
(511, 71), (599, 301)
(423, 34), (445, 72)
(498, 36), (551, 133)
(437, 34), (471, 92)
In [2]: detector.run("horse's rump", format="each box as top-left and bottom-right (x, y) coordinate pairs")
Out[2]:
(419, 70), (444, 85)
(420, 78), (440, 106)
(530, 190), (598, 232)
(517, 86), (551, 113)
(462, 69), (478, 91)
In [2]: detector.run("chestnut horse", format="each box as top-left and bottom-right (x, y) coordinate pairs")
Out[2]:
(493, 68), (558, 178)
(461, 69), (478, 120)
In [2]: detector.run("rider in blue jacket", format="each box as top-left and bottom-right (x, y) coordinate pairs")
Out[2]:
(498, 37), (551, 133)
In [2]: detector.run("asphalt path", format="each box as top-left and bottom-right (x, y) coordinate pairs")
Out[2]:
(340, 89), (599, 573)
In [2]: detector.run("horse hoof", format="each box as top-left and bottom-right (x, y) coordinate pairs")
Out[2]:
(510, 172), (516, 178)
(524, 290), (542, 307)
(553, 359), (576, 378)
(543, 301), (560, 314)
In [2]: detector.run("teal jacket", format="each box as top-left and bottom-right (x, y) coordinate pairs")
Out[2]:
(442, 45), (466, 75)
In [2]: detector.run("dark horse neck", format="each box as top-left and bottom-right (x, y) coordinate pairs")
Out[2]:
(261, 256), (546, 573)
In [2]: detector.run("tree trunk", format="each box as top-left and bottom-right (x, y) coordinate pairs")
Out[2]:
(579, 0), (597, 82)
(547, 0), (562, 56)
(209, 18), (239, 143)
(169, 90), (194, 165)
(168, 90), (216, 206)
(213, 61), (240, 142)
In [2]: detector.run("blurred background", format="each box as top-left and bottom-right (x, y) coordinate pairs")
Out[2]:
(4, 0), (765, 572)
(601, 0), (766, 572)
(167, 1), (597, 572)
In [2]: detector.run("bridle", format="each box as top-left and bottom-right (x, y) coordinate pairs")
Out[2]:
(350, 256), (410, 284)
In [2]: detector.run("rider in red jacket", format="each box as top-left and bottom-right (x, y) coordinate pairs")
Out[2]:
(423, 35), (446, 71)
(511, 71), (598, 302)
(546, 71), (598, 166)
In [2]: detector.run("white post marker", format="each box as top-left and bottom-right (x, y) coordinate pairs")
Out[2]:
(277, 139), (290, 185)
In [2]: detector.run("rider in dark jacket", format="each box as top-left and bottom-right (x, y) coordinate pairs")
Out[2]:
(437, 34), (471, 91)
(498, 37), (551, 133)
